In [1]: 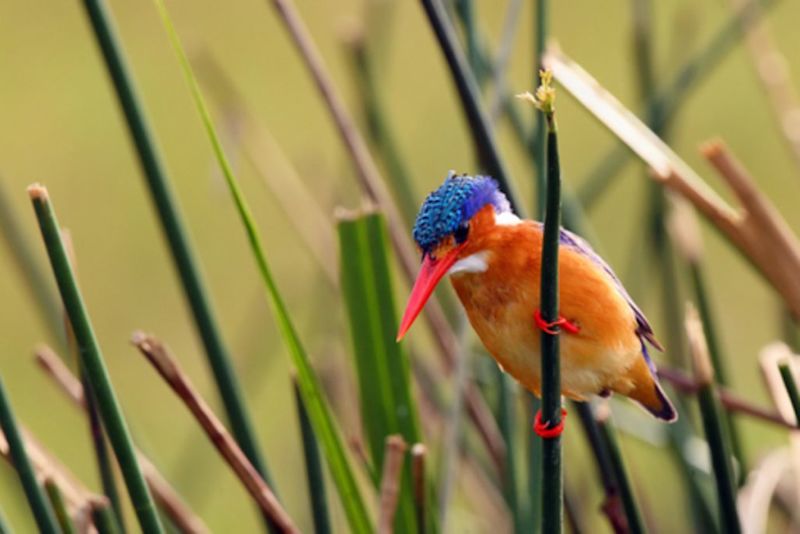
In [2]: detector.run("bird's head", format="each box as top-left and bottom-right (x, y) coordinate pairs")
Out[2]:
(397, 172), (515, 340)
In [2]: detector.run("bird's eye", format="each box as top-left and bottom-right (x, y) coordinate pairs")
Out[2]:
(453, 223), (470, 245)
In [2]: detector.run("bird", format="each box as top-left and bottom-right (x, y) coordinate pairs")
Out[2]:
(396, 172), (677, 423)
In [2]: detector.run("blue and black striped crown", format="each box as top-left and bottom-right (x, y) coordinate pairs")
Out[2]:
(412, 172), (510, 253)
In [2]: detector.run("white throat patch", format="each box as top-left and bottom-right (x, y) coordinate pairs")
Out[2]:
(448, 251), (490, 276)
(494, 211), (521, 226)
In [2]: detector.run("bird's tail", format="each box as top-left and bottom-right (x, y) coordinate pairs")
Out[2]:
(624, 357), (678, 422)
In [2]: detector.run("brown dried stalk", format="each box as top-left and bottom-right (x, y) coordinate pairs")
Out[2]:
(131, 332), (297, 533)
(378, 435), (408, 534)
(0, 426), (93, 523)
(657, 366), (793, 429)
(34, 345), (210, 534)
(410, 443), (427, 533)
(266, 0), (505, 472)
(545, 47), (800, 320)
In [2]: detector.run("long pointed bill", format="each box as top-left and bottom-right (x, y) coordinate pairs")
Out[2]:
(397, 245), (464, 341)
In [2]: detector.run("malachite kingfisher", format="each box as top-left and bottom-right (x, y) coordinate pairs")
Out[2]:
(397, 173), (677, 422)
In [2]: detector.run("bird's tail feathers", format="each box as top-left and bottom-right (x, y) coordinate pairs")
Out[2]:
(624, 358), (678, 422)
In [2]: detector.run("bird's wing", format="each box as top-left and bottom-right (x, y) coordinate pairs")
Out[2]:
(551, 226), (664, 366)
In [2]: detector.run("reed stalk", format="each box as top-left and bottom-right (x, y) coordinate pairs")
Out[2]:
(0, 377), (59, 534)
(411, 444), (428, 534)
(91, 498), (121, 534)
(44, 478), (76, 534)
(291, 378), (332, 534)
(419, 0), (523, 215)
(686, 306), (741, 534)
(28, 185), (163, 533)
(78, 0), (272, 512)
(148, 4), (372, 528)
(520, 71), (563, 534)
(377, 436), (408, 533)
(595, 405), (645, 534)
(34, 345), (210, 534)
(778, 362), (800, 426)
(132, 333), (297, 533)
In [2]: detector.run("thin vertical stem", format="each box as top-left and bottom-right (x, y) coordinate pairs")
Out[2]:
(44, 479), (76, 534)
(92, 498), (122, 534)
(78, 1), (272, 513)
(596, 407), (645, 534)
(292, 379), (332, 534)
(778, 362), (800, 425)
(0, 378), (59, 534)
(687, 307), (741, 534)
(536, 77), (563, 534)
(418, 0), (523, 216)
(411, 444), (428, 534)
(28, 185), (163, 534)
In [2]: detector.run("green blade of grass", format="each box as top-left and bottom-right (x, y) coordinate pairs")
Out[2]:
(150, 2), (372, 531)
(337, 210), (423, 532)
(292, 379), (332, 534)
(44, 478), (76, 534)
(0, 377), (60, 534)
(28, 185), (163, 534)
(78, 2), (274, 515)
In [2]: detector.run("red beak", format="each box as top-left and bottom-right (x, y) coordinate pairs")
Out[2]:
(397, 245), (465, 341)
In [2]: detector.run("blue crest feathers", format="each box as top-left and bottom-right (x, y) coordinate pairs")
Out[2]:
(412, 172), (510, 253)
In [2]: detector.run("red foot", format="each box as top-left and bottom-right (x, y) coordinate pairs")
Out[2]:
(534, 309), (580, 335)
(534, 408), (568, 439)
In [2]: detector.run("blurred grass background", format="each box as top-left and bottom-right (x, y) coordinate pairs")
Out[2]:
(2, 0), (800, 531)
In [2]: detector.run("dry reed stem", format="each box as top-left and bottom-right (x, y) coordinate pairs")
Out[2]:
(731, 0), (800, 171)
(657, 366), (793, 429)
(0, 426), (93, 523)
(410, 443), (427, 530)
(267, 0), (505, 472)
(131, 332), (297, 533)
(544, 47), (800, 320)
(759, 342), (800, 514)
(34, 345), (210, 534)
(377, 435), (407, 534)
(737, 448), (792, 534)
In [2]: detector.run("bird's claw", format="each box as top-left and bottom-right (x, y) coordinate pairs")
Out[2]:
(534, 309), (580, 335)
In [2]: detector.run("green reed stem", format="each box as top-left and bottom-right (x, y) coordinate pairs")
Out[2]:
(292, 379), (332, 534)
(689, 262), (746, 482)
(29, 186), (163, 534)
(78, 0), (272, 508)
(0, 377), (59, 534)
(538, 92), (563, 534)
(81, 368), (125, 531)
(419, 0), (523, 216)
(779, 363), (800, 427)
(150, 2), (371, 530)
(44, 479), (75, 534)
(596, 412), (645, 534)
(92, 499), (122, 534)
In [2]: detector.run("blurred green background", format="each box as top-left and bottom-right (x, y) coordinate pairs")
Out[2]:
(2, 0), (800, 531)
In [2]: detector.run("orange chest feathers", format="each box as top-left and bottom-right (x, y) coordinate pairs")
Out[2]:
(449, 222), (641, 397)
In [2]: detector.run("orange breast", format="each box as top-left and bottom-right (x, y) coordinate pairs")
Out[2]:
(450, 220), (641, 398)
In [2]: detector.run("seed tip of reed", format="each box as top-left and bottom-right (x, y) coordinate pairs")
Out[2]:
(27, 183), (48, 200)
(411, 443), (426, 457)
(685, 304), (714, 385)
(700, 138), (725, 159)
